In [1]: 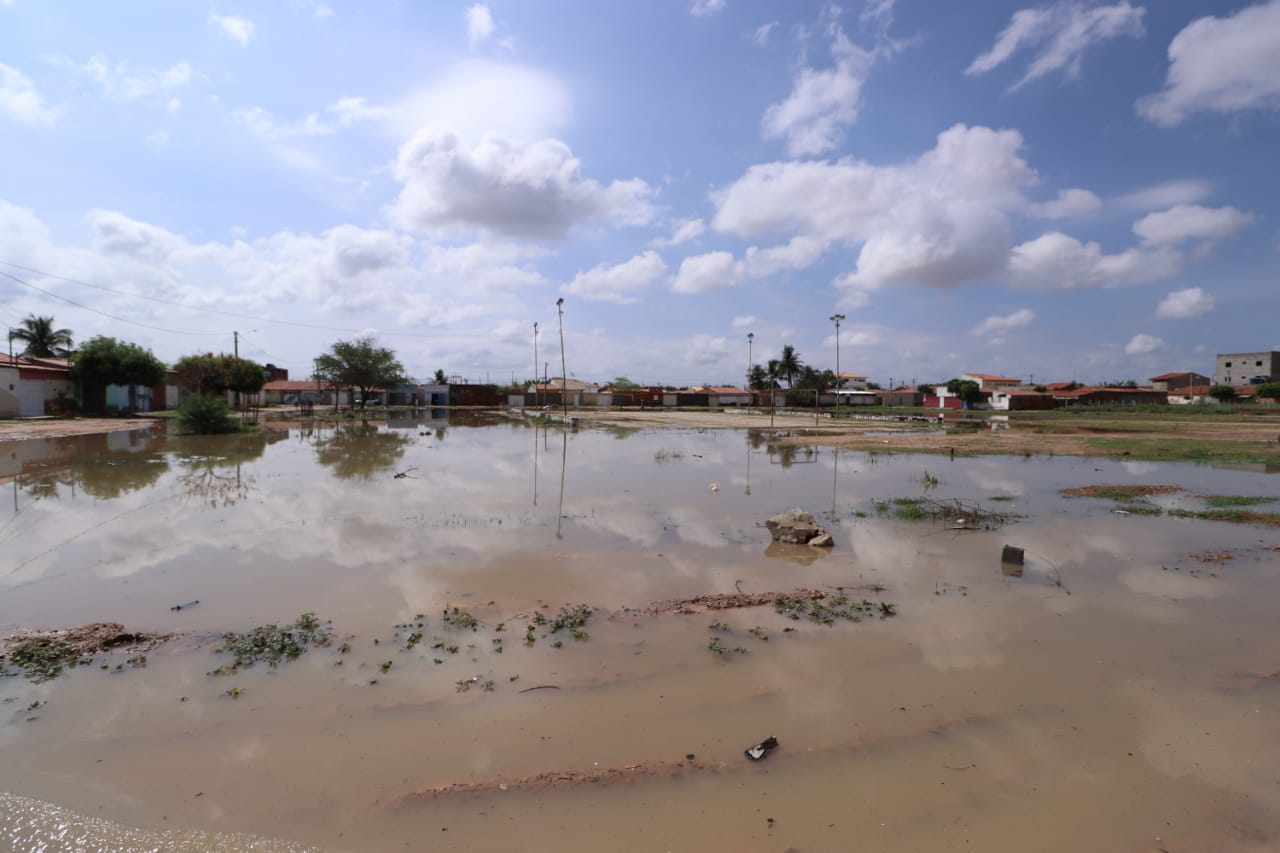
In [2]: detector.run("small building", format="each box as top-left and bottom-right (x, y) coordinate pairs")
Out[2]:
(834, 372), (869, 390)
(1150, 371), (1211, 392)
(835, 390), (882, 406)
(263, 379), (337, 406)
(1167, 384), (1211, 405)
(1215, 351), (1280, 388)
(0, 355), (75, 417)
(990, 389), (1056, 411)
(449, 384), (502, 406)
(1053, 386), (1169, 406)
(690, 385), (752, 406)
(962, 373), (1023, 392)
(880, 387), (923, 407)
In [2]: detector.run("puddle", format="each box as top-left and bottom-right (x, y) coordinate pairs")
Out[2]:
(2, 419), (1280, 851)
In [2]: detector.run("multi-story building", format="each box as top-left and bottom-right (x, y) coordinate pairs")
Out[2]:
(1214, 351), (1280, 387)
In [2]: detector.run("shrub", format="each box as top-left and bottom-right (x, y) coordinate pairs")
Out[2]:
(178, 395), (236, 434)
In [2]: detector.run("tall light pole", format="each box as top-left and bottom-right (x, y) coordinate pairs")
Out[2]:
(533, 322), (539, 410)
(747, 332), (754, 401)
(830, 314), (845, 423)
(556, 298), (568, 419)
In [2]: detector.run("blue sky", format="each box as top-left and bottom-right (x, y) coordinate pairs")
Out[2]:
(1, 0), (1277, 387)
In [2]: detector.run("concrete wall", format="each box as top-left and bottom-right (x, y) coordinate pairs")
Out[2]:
(0, 366), (18, 417)
(1216, 352), (1280, 387)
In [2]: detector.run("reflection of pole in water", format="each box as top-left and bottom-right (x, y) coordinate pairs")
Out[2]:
(831, 448), (839, 521)
(556, 427), (567, 539)
(745, 435), (752, 496)
(533, 423), (538, 506)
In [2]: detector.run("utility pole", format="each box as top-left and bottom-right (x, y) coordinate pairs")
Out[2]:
(830, 314), (845, 423)
(234, 330), (239, 358)
(533, 321), (539, 409)
(556, 298), (568, 419)
(747, 332), (754, 400)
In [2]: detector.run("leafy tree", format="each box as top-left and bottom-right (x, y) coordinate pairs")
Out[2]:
(916, 383), (934, 395)
(70, 336), (166, 411)
(1102, 379), (1139, 388)
(748, 364), (771, 391)
(793, 366), (836, 391)
(866, 381), (882, 390)
(314, 337), (406, 410)
(1032, 384), (1047, 393)
(777, 345), (803, 388)
(944, 378), (983, 406)
(1208, 384), (1236, 402)
(433, 368), (447, 384)
(177, 394), (237, 434)
(1255, 382), (1280, 401)
(174, 354), (266, 396)
(610, 376), (640, 388)
(8, 315), (73, 357)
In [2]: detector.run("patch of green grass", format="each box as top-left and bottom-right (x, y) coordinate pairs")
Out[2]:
(212, 612), (332, 673)
(0, 636), (80, 682)
(549, 604), (592, 638)
(1204, 495), (1278, 508)
(987, 495), (1016, 502)
(891, 497), (925, 506)
(1088, 437), (1280, 464)
(893, 504), (930, 521)
(442, 606), (479, 631)
(773, 593), (896, 625)
(1115, 503), (1162, 516)
(1061, 485), (1183, 500)
(1168, 508), (1280, 527)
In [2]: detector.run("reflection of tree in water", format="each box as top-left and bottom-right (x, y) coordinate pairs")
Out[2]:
(315, 422), (411, 480)
(20, 470), (75, 501)
(73, 453), (170, 499)
(173, 433), (269, 507)
(770, 444), (798, 468)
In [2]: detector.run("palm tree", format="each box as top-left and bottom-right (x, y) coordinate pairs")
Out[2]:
(9, 315), (73, 357)
(778, 344), (803, 388)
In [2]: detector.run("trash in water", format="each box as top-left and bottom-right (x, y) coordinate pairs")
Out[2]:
(170, 600), (200, 611)
(745, 736), (778, 761)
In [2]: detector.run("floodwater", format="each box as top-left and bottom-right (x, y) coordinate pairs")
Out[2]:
(2, 415), (1279, 852)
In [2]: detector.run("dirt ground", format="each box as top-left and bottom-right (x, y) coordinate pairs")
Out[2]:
(0, 417), (159, 443)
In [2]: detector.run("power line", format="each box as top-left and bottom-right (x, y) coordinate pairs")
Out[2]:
(0, 269), (225, 337)
(0, 259), (491, 340)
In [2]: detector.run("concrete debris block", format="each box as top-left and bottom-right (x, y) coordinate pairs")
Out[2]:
(809, 532), (834, 548)
(765, 508), (832, 546)
(1001, 544), (1025, 577)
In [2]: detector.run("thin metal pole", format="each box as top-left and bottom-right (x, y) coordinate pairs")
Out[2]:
(533, 322), (539, 410)
(830, 314), (845, 423)
(747, 332), (753, 405)
(556, 298), (568, 420)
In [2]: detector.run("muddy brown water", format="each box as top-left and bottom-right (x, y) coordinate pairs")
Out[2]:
(2, 416), (1279, 852)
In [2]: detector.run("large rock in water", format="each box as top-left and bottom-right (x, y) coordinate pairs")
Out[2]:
(765, 508), (834, 547)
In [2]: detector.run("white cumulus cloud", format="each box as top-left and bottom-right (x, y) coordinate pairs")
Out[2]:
(753, 21), (779, 45)
(715, 123), (1037, 300)
(690, 0), (726, 17)
(562, 251), (667, 304)
(650, 218), (705, 247)
(390, 124), (656, 239)
(0, 63), (59, 125)
(1133, 204), (1257, 247)
(48, 54), (192, 102)
(971, 308), (1035, 336)
(1028, 188), (1101, 219)
(466, 4), (495, 46)
(761, 17), (882, 156)
(672, 251), (737, 294)
(966, 1), (1145, 90)
(1007, 232), (1181, 290)
(1124, 333), (1167, 355)
(1114, 178), (1212, 211)
(208, 13), (256, 46)
(1156, 287), (1215, 319)
(1138, 0), (1280, 126)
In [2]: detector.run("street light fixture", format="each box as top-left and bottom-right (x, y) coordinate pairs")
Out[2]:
(533, 321), (539, 410)
(556, 298), (568, 420)
(746, 332), (754, 401)
(830, 314), (845, 422)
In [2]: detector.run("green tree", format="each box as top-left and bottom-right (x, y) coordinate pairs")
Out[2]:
(1208, 384), (1236, 402)
(945, 378), (983, 407)
(8, 315), (73, 357)
(174, 354), (266, 396)
(610, 376), (640, 388)
(1255, 382), (1280, 401)
(748, 364), (771, 391)
(777, 345), (803, 388)
(433, 368), (448, 384)
(916, 383), (934, 395)
(71, 336), (166, 411)
(314, 337), (406, 410)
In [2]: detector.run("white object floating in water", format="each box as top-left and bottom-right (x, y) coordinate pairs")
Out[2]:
(1113, 509), (1130, 515)
(709, 483), (719, 492)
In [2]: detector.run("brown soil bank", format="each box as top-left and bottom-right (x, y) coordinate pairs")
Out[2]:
(0, 417), (157, 442)
(570, 408), (1280, 463)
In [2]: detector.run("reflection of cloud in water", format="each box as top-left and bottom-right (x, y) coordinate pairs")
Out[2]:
(1118, 565), (1225, 601)
(1120, 461), (1159, 476)
(963, 465), (1026, 498)
(1124, 678), (1280, 816)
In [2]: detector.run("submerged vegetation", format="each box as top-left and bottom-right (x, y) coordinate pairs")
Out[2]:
(0, 637), (80, 683)
(212, 612), (332, 673)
